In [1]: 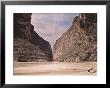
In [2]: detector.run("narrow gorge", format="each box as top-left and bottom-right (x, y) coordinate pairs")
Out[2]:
(14, 13), (97, 62)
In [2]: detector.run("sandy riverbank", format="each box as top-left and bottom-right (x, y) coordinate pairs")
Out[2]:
(14, 61), (97, 75)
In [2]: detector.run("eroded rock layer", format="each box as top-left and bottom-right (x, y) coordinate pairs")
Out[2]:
(14, 13), (53, 62)
(53, 13), (97, 62)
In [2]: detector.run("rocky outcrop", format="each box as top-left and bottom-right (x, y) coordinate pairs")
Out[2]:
(14, 13), (53, 62)
(53, 13), (97, 62)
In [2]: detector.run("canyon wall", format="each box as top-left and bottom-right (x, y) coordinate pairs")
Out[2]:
(53, 13), (97, 62)
(14, 13), (53, 62)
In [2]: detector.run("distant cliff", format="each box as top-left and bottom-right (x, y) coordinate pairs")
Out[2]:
(53, 13), (97, 62)
(14, 13), (53, 62)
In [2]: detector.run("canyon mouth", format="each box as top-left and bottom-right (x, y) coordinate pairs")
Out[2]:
(13, 13), (97, 75)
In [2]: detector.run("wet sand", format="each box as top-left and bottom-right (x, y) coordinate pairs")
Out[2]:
(14, 61), (97, 75)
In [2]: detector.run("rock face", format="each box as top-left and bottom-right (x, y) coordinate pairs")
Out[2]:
(14, 13), (53, 62)
(53, 13), (97, 62)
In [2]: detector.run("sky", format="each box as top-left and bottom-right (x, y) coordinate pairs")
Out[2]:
(31, 13), (79, 50)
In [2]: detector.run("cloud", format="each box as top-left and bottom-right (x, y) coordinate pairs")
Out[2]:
(31, 13), (79, 49)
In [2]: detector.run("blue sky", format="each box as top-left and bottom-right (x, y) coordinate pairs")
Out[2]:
(31, 13), (79, 49)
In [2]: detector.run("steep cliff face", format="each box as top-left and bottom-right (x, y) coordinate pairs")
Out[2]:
(14, 13), (53, 62)
(53, 13), (97, 62)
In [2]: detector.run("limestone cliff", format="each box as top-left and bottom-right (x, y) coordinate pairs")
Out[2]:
(53, 13), (97, 62)
(14, 13), (53, 62)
